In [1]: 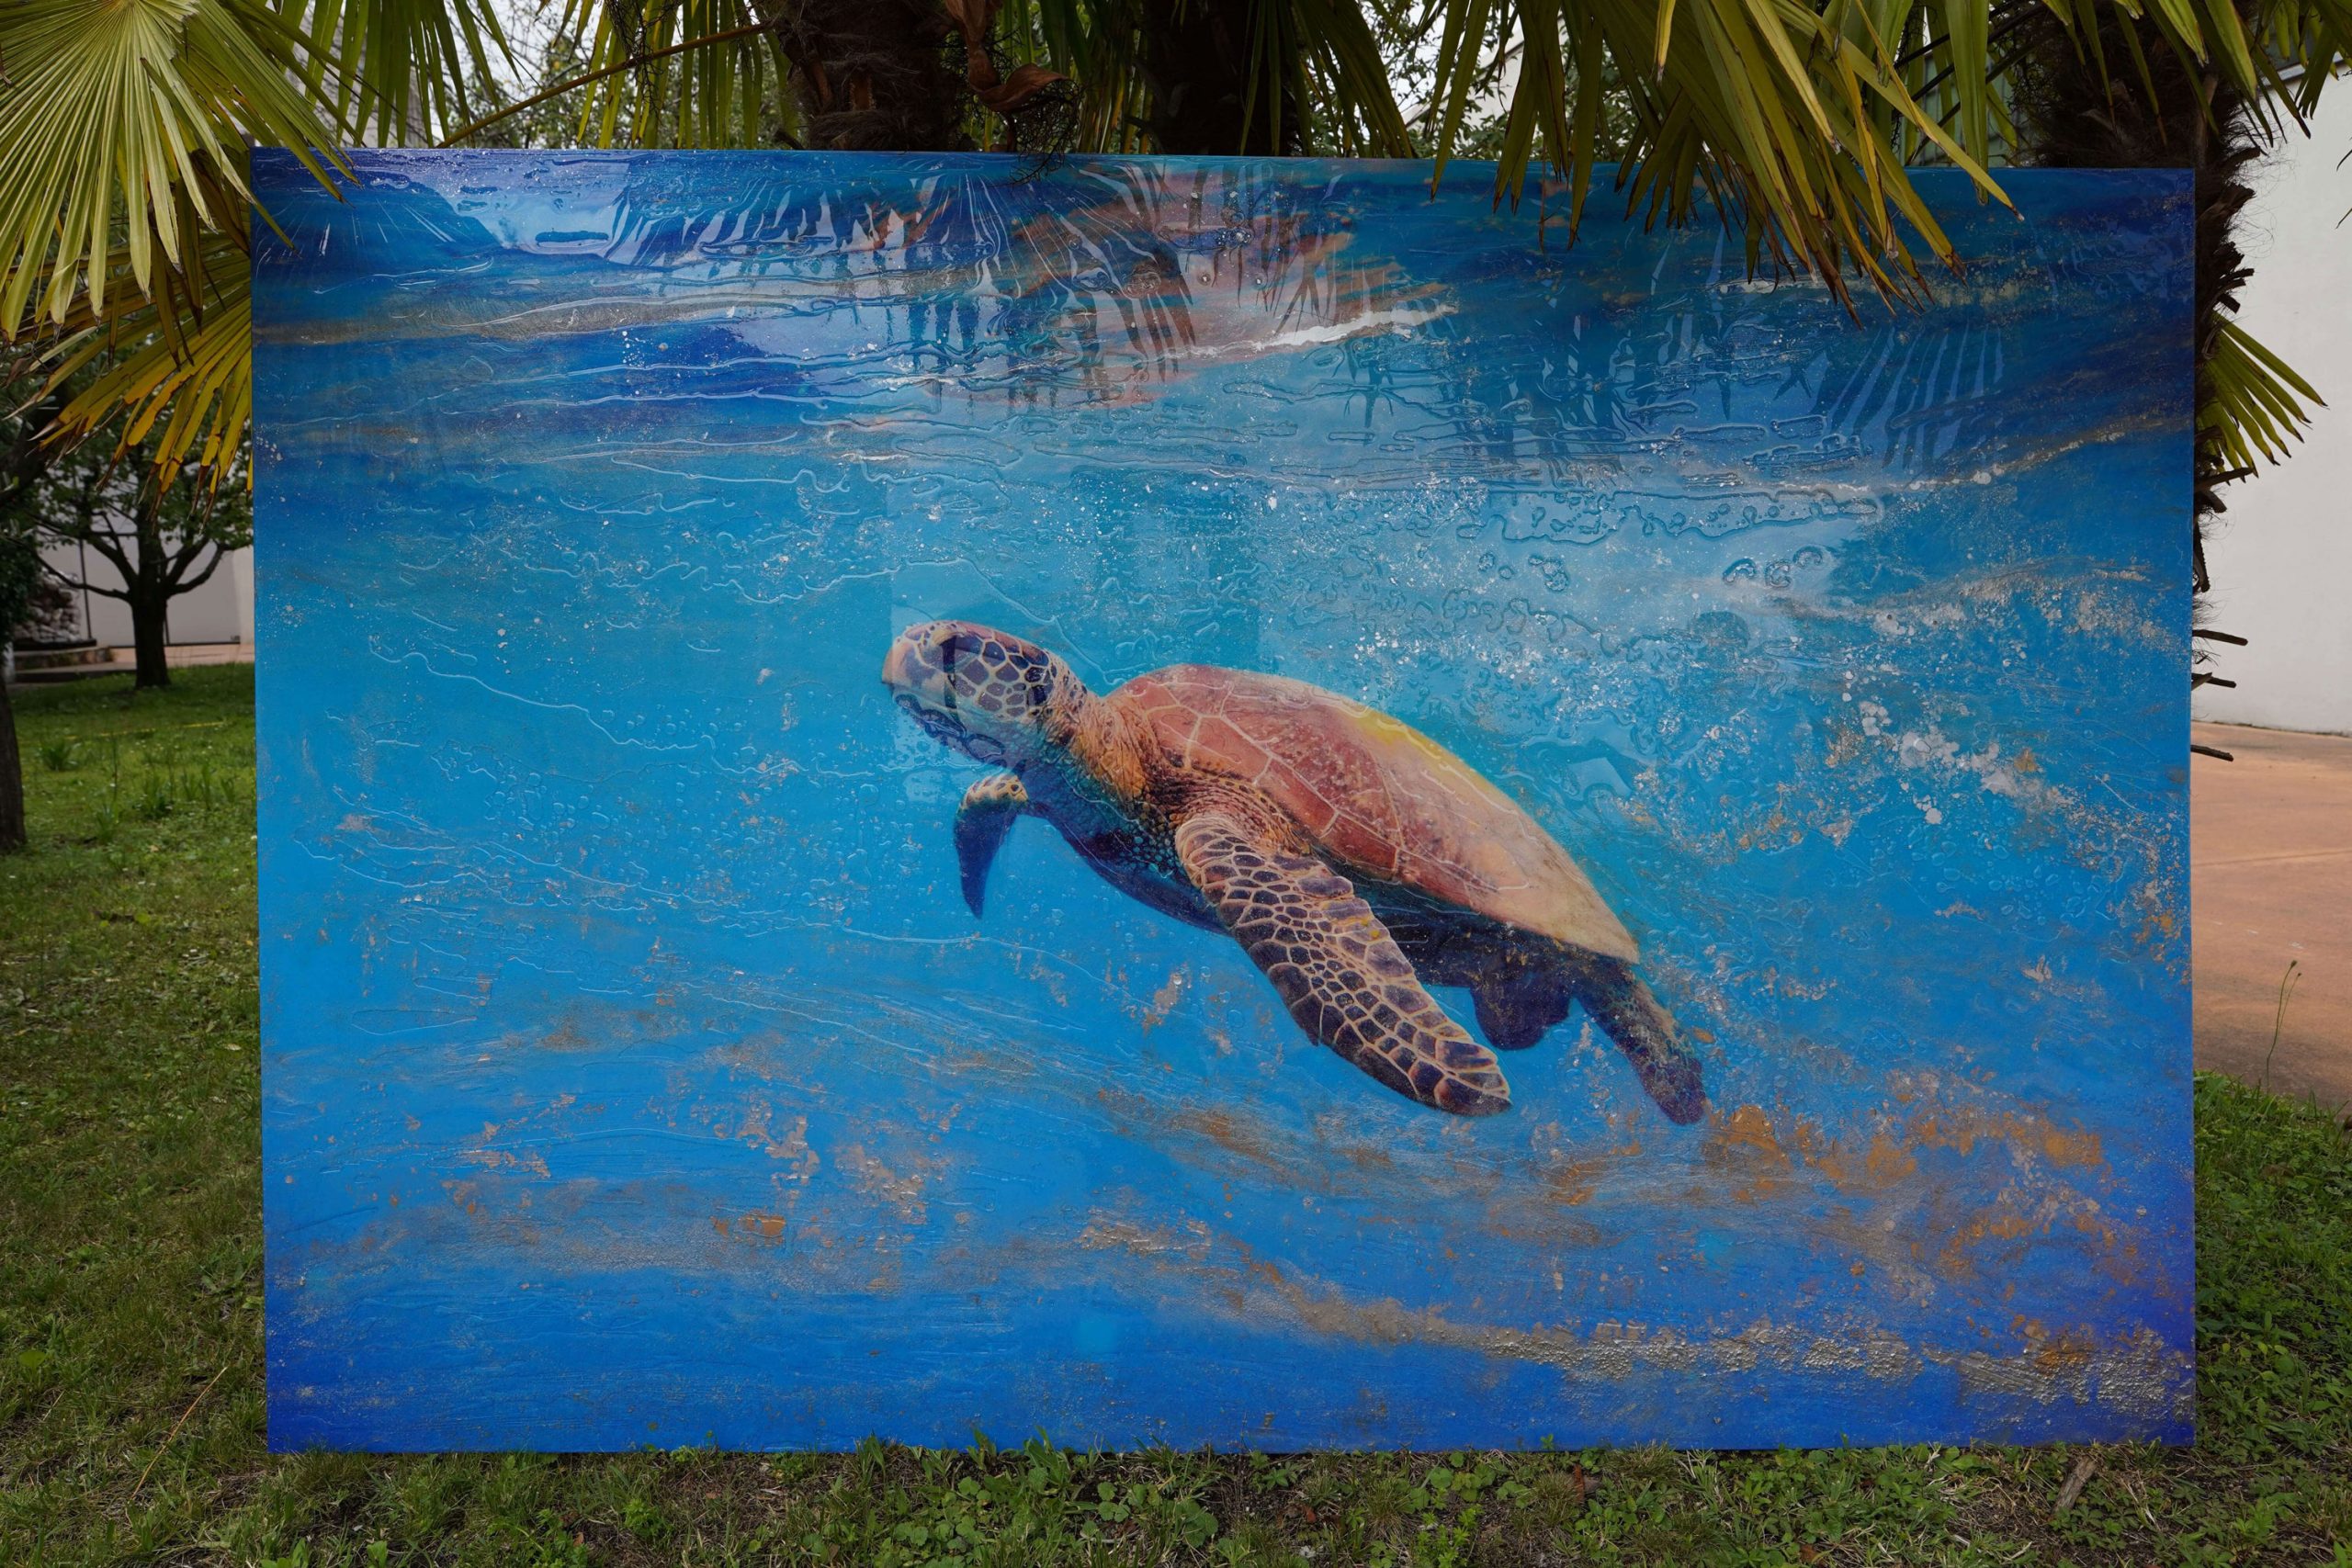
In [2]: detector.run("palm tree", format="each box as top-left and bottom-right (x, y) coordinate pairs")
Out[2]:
(7, 0), (2341, 842)
(2, 0), (2346, 605)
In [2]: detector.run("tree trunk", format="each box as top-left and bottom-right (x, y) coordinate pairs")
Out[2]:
(757, 0), (1295, 159)
(121, 487), (175, 690)
(130, 594), (171, 690)
(0, 669), (24, 852)
(1136, 0), (1304, 156)
(767, 0), (974, 152)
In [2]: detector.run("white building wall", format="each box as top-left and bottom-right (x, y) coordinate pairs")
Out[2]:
(2193, 87), (2352, 736)
(33, 535), (254, 649)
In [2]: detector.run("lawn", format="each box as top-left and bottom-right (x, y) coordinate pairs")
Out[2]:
(2, 665), (2348, 1567)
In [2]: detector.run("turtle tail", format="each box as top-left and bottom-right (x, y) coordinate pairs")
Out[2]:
(1572, 958), (1708, 1125)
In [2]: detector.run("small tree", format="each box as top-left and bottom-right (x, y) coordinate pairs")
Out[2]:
(25, 439), (251, 691)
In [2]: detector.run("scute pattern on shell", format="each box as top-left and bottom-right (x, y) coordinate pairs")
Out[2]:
(1118, 665), (1638, 959)
(1173, 813), (1509, 1115)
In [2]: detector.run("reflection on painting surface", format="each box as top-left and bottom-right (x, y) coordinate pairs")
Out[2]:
(254, 151), (2192, 1450)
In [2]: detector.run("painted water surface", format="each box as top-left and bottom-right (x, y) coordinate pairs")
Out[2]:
(253, 151), (2193, 1450)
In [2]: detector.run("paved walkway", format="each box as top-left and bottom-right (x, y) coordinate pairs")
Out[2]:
(6, 641), (251, 685)
(2194, 722), (2352, 1111)
(148, 642), (254, 669)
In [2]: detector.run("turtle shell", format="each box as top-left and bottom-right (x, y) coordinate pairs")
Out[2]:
(1112, 665), (1638, 961)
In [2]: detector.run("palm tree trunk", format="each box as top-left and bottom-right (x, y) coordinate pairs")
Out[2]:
(748, 0), (1295, 159)
(762, 0), (975, 152)
(1136, 0), (1304, 156)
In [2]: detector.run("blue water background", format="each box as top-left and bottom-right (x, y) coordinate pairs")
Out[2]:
(252, 151), (2193, 1450)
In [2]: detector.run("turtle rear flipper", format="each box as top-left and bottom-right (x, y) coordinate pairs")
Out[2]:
(1573, 958), (1708, 1124)
(1470, 959), (1573, 1049)
(1173, 808), (1510, 1116)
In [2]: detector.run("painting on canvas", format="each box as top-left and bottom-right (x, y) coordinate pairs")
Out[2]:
(253, 151), (2192, 1450)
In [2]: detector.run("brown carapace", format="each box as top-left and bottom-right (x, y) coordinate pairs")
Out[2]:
(882, 619), (1708, 1122)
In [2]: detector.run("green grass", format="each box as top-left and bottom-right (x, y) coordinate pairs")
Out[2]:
(3, 665), (2349, 1566)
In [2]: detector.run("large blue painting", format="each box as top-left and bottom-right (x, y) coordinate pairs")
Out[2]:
(252, 151), (2193, 1450)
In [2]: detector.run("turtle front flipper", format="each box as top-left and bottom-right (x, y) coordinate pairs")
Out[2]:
(1173, 809), (1510, 1116)
(954, 772), (1029, 918)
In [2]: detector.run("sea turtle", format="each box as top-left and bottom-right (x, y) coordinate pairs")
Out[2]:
(881, 619), (1707, 1122)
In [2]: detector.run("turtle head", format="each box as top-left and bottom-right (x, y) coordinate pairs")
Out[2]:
(883, 620), (1082, 767)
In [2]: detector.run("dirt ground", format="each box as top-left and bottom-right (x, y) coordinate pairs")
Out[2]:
(2193, 721), (2352, 1112)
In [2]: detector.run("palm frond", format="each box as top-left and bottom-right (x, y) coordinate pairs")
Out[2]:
(35, 201), (254, 490)
(2, 0), (513, 489)
(287, 0), (510, 144)
(6, 0), (2350, 491)
(543, 0), (790, 150)
(2203, 316), (2325, 470)
(1294, 0), (1419, 154)
(46, 277), (255, 491)
(0, 0), (341, 331)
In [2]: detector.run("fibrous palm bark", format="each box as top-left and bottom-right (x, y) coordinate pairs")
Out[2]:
(763, 0), (977, 151)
